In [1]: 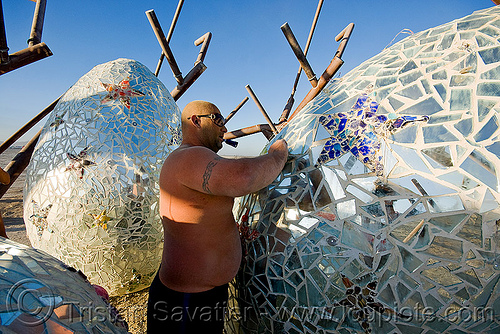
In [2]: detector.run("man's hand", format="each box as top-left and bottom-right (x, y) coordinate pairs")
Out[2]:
(268, 139), (288, 160)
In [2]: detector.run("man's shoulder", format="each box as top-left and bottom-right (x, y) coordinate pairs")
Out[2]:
(173, 145), (216, 158)
(165, 145), (219, 167)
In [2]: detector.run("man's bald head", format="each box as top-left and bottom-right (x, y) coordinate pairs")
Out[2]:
(181, 100), (220, 129)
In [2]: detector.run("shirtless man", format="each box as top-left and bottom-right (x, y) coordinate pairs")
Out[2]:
(147, 100), (288, 333)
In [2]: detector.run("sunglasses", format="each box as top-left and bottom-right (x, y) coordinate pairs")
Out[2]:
(190, 113), (226, 127)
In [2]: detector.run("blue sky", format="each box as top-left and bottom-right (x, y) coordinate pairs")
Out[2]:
(0, 0), (495, 156)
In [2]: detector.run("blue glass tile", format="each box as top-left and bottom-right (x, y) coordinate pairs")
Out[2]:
(460, 151), (498, 192)
(476, 35), (496, 47)
(399, 71), (423, 86)
(396, 85), (423, 100)
(474, 115), (498, 142)
(479, 46), (500, 65)
(399, 60), (418, 74)
(389, 126), (417, 143)
(486, 142), (500, 159)
(477, 82), (500, 96)
(437, 33), (455, 50)
(423, 125), (459, 143)
(400, 97), (443, 115)
(427, 113), (461, 124)
(403, 46), (423, 58)
(375, 76), (397, 88)
(450, 75), (475, 86)
(454, 118), (473, 136)
(432, 70), (447, 80)
(434, 83), (446, 102)
(457, 17), (490, 30)
(481, 65), (500, 80)
(388, 97), (405, 111)
(450, 89), (471, 111)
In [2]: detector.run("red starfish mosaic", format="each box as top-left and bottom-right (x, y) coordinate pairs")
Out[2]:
(101, 78), (145, 109)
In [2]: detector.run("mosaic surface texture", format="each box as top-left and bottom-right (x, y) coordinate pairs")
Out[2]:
(23, 58), (181, 296)
(229, 6), (500, 334)
(0, 237), (128, 333)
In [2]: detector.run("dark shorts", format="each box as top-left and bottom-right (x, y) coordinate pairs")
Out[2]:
(147, 271), (228, 334)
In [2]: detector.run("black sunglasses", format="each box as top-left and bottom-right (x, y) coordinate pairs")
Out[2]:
(190, 113), (226, 127)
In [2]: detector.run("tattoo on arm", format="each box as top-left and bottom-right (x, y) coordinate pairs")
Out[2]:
(202, 157), (221, 194)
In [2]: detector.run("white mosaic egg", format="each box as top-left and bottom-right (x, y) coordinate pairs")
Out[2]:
(230, 6), (500, 334)
(0, 237), (128, 333)
(23, 58), (181, 296)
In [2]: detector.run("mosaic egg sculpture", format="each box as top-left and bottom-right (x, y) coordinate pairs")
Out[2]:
(230, 6), (500, 334)
(23, 58), (181, 296)
(0, 237), (128, 333)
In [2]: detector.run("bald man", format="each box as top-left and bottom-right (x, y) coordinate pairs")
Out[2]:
(147, 101), (288, 333)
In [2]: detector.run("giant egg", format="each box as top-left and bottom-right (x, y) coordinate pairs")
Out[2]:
(230, 6), (500, 334)
(0, 237), (128, 333)
(23, 58), (181, 295)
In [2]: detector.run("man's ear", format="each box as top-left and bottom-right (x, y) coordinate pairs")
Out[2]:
(190, 115), (202, 128)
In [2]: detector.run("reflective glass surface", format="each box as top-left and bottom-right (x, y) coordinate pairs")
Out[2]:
(229, 6), (500, 334)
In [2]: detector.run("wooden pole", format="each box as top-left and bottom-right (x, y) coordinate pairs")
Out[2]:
(335, 23), (354, 59)
(0, 42), (52, 76)
(154, 0), (184, 77)
(288, 56), (343, 121)
(170, 61), (206, 101)
(194, 32), (212, 64)
(280, 22), (317, 87)
(224, 124), (274, 141)
(245, 85), (278, 135)
(0, 0), (9, 63)
(225, 97), (249, 125)
(287, 22), (354, 121)
(0, 96), (60, 155)
(28, 0), (46, 47)
(0, 129), (40, 199)
(279, 0), (324, 123)
(146, 9), (183, 85)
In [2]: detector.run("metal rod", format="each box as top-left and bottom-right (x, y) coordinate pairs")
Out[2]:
(281, 22), (317, 87)
(224, 96), (249, 125)
(0, 0), (9, 63)
(146, 9), (183, 85)
(279, 95), (295, 123)
(0, 42), (52, 76)
(245, 84), (278, 135)
(154, 0), (184, 76)
(0, 129), (40, 199)
(170, 61), (207, 101)
(288, 56), (344, 121)
(288, 22), (354, 121)
(303, 0), (324, 59)
(0, 95), (60, 155)
(224, 123), (274, 141)
(194, 32), (212, 64)
(279, 0), (324, 123)
(335, 23), (354, 59)
(28, 0), (46, 47)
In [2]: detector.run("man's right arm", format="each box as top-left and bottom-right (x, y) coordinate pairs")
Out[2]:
(177, 139), (288, 197)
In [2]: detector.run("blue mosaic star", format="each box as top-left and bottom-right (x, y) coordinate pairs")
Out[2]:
(316, 94), (429, 175)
